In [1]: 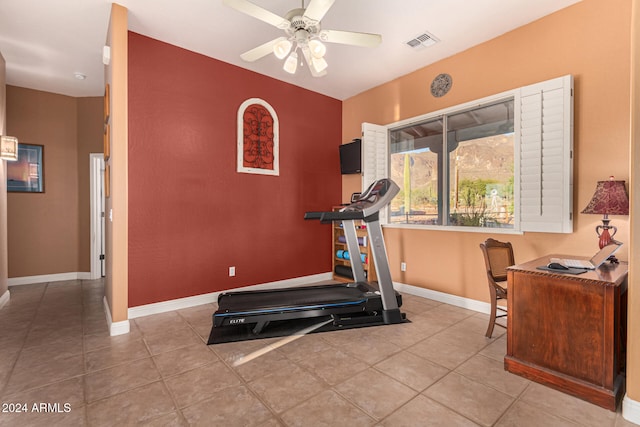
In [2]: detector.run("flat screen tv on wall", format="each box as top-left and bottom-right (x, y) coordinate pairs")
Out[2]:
(339, 139), (361, 175)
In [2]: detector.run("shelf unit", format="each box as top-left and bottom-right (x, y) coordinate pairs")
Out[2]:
(332, 206), (377, 283)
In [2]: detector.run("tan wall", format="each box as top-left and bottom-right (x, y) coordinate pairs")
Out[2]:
(626, 0), (640, 406)
(104, 3), (129, 323)
(0, 52), (7, 300)
(343, 0), (632, 303)
(6, 87), (80, 277)
(5, 88), (102, 278)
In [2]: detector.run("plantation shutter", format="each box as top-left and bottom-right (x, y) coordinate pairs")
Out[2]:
(361, 122), (389, 223)
(516, 74), (574, 233)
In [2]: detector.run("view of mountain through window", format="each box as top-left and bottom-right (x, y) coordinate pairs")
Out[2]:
(389, 100), (515, 228)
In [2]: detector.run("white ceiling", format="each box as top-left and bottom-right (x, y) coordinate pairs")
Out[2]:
(0, 0), (581, 100)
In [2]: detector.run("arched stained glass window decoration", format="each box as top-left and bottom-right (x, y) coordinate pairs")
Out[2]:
(237, 98), (279, 176)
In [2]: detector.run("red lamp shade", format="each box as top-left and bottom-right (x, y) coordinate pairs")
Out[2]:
(581, 177), (629, 249)
(581, 178), (629, 216)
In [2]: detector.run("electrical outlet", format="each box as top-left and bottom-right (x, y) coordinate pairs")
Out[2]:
(229, 266), (236, 277)
(401, 262), (407, 272)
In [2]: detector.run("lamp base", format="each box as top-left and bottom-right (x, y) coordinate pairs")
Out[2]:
(596, 220), (619, 264)
(596, 224), (614, 249)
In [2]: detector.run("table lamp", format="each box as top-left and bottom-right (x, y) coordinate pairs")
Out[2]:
(581, 176), (629, 249)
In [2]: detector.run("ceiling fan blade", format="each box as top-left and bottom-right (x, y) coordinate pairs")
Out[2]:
(223, 0), (290, 29)
(303, 0), (335, 24)
(240, 38), (283, 62)
(301, 46), (327, 77)
(318, 29), (382, 47)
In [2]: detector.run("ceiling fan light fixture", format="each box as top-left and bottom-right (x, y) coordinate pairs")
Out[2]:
(283, 51), (298, 74)
(273, 38), (293, 59)
(311, 56), (328, 73)
(225, 0), (381, 77)
(308, 39), (326, 58)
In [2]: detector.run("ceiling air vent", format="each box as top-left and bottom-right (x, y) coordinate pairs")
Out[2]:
(406, 31), (439, 50)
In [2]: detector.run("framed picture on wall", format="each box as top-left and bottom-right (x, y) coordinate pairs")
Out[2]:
(6, 143), (44, 193)
(104, 124), (110, 161)
(105, 163), (110, 198)
(237, 98), (279, 176)
(104, 83), (110, 124)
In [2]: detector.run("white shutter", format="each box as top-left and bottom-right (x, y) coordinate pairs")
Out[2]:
(516, 75), (573, 233)
(361, 123), (389, 189)
(361, 122), (389, 222)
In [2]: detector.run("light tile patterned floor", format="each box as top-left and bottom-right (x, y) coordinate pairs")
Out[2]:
(0, 279), (636, 426)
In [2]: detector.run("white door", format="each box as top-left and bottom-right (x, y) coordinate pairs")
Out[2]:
(90, 154), (105, 279)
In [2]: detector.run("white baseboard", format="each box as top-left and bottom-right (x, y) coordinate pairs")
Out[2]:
(126, 274), (488, 321)
(394, 281), (491, 314)
(5, 272), (489, 330)
(103, 296), (130, 336)
(8, 272), (92, 286)
(128, 291), (218, 320)
(0, 289), (10, 309)
(623, 395), (640, 424)
(128, 272), (334, 319)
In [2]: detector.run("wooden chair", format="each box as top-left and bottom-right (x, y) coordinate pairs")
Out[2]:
(479, 238), (514, 338)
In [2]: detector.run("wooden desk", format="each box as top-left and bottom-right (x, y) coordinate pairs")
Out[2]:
(505, 255), (628, 411)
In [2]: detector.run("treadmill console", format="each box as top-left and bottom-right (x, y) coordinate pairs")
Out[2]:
(343, 178), (399, 219)
(303, 178), (399, 223)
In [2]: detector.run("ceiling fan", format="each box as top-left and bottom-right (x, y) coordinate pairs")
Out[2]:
(223, 0), (382, 77)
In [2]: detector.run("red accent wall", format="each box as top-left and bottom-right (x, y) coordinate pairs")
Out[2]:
(128, 32), (342, 307)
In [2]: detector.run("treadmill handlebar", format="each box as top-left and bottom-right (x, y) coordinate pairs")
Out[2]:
(303, 212), (323, 220)
(304, 179), (399, 223)
(304, 210), (365, 223)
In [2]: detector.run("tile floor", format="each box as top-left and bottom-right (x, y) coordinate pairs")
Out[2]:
(0, 279), (636, 426)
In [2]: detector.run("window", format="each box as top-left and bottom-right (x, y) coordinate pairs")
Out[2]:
(362, 75), (573, 233)
(389, 100), (514, 228)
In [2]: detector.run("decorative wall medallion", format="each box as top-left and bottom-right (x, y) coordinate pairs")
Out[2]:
(430, 73), (452, 97)
(237, 98), (279, 176)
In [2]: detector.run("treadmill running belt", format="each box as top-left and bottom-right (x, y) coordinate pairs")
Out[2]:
(217, 285), (374, 312)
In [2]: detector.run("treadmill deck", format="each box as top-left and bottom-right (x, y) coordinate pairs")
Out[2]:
(208, 282), (405, 345)
(216, 282), (378, 312)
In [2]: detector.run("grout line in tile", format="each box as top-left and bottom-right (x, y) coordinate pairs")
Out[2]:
(211, 341), (286, 424)
(0, 282), (49, 399)
(145, 348), (188, 425)
(2, 280), (626, 426)
(150, 312), (280, 423)
(491, 381), (535, 427)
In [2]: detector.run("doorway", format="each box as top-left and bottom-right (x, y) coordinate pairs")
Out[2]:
(90, 153), (105, 279)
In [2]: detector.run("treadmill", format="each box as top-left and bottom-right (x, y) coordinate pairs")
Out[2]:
(207, 178), (407, 345)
